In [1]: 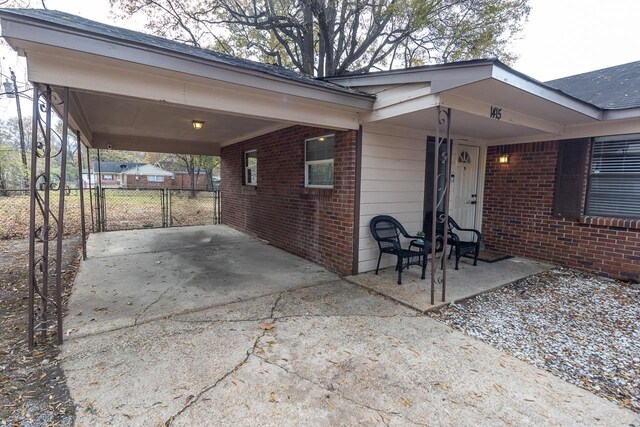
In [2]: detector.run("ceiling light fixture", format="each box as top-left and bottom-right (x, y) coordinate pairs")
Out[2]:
(192, 120), (205, 130)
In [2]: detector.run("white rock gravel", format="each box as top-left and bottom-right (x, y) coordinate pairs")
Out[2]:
(428, 267), (640, 413)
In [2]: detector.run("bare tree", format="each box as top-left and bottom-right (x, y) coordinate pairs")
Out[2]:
(110, 0), (530, 77)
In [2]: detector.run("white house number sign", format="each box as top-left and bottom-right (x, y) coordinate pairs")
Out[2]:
(490, 106), (502, 120)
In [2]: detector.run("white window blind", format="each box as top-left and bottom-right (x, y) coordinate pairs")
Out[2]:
(586, 134), (640, 218)
(305, 135), (334, 188)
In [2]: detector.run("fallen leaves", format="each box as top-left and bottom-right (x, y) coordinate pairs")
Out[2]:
(0, 237), (82, 425)
(259, 322), (276, 331)
(429, 267), (640, 413)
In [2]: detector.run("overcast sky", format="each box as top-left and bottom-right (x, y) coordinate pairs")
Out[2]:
(0, 0), (639, 120)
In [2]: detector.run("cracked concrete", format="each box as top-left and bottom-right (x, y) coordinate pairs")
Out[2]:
(62, 226), (640, 426)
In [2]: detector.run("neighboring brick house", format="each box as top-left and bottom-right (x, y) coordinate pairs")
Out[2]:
(85, 162), (215, 190)
(82, 161), (144, 188)
(122, 164), (174, 188)
(171, 170), (208, 190)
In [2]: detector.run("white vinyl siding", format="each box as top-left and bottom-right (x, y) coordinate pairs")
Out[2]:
(358, 126), (426, 273)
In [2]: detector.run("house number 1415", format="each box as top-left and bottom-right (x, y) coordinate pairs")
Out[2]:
(490, 106), (502, 120)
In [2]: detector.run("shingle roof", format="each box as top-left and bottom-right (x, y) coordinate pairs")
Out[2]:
(92, 161), (144, 173)
(546, 61), (640, 110)
(0, 8), (369, 98)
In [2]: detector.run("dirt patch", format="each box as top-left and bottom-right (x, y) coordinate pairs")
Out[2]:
(428, 268), (640, 413)
(0, 237), (82, 426)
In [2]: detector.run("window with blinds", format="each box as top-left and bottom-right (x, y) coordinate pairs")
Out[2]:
(586, 134), (640, 218)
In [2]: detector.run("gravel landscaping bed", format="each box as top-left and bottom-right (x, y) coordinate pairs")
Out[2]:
(428, 268), (640, 413)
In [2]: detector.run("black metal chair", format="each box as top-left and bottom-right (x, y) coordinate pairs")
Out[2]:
(370, 215), (427, 285)
(447, 217), (482, 270)
(424, 211), (482, 270)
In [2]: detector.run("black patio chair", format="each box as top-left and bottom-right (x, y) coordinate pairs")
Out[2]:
(447, 217), (482, 270)
(369, 215), (428, 285)
(424, 212), (481, 270)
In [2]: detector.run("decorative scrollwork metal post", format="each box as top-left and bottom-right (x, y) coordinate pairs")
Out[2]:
(429, 107), (452, 305)
(27, 84), (70, 348)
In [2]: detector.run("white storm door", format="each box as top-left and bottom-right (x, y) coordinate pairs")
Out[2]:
(449, 143), (479, 241)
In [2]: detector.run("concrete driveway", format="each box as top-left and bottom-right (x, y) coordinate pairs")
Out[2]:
(62, 226), (639, 426)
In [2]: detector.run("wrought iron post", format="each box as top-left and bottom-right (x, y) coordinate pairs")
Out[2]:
(96, 149), (103, 232)
(86, 145), (95, 232)
(76, 130), (87, 260)
(428, 107), (452, 305)
(54, 88), (70, 343)
(27, 84), (70, 347)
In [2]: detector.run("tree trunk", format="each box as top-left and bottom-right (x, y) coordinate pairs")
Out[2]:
(205, 169), (213, 190)
(302, 5), (315, 76)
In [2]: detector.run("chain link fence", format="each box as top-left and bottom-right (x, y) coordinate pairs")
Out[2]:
(94, 187), (221, 232)
(0, 187), (221, 238)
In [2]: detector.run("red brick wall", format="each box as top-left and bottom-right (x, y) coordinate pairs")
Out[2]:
(483, 141), (640, 282)
(220, 126), (357, 275)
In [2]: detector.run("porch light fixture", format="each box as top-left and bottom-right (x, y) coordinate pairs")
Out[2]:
(499, 153), (509, 164)
(192, 120), (205, 130)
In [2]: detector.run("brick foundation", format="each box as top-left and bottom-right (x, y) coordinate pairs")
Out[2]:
(220, 126), (357, 275)
(483, 141), (640, 282)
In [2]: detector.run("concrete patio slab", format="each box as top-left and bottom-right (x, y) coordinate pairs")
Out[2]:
(346, 255), (553, 312)
(60, 227), (638, 426)
(66, 225), (337, 338)
(62, 280), (640, 426)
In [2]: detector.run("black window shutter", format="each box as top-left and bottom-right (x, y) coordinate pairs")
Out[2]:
(553, 138), (590, 219)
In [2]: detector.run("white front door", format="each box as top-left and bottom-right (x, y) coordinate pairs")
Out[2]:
(449, 143), (479, 241)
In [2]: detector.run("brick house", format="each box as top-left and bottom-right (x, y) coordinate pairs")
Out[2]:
(3, 9), (639, 282)
(82, 161), (145, 188)
(85, 162), (213, 190)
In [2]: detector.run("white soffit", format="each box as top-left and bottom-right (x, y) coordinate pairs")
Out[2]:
(447, 79), (597, 125)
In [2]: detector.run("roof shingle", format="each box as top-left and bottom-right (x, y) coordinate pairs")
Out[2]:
(546, 61), (640, 110)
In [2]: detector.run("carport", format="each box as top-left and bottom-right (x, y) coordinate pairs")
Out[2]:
(0, 8), (373, 347)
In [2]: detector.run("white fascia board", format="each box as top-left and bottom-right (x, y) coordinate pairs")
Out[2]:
(440, 92), (564, 135)
(363, 93), (440, 122)
(488, 116), (640, 146)
(0, 18), (374, 111)
(328, 62), (494, 90)
(362, 120), (489, 145)
(602, 107), (640, 121)
(371, 84), (432, 110)
(491, 65), (602, 120)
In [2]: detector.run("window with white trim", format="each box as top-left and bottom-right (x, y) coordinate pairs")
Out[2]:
(244, 150), (257, 186)
(147, 175), (165, 182)
(305, 134), (334, 188)
(586, 134), (640, 218)
(102, 174), (113, 180)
